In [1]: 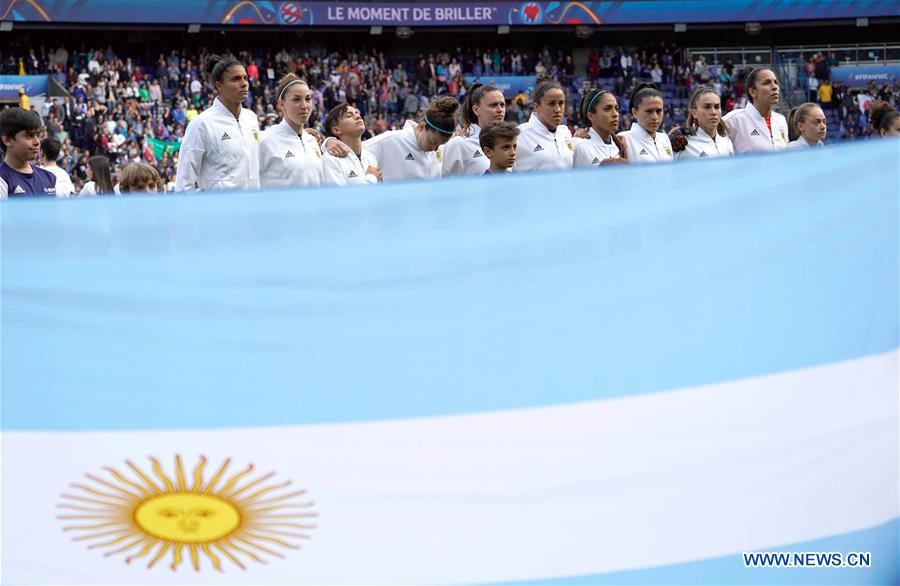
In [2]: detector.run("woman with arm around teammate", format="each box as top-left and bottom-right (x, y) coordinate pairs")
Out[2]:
(442, 83), (506, 176)
(258, 74), (323, 188)
(617, 83), (673, 163)
(787, 102), (827, 149)
(174, 55), (260, 191)
(361, 97), (459, 182)
(669, 85), (734, 160)
(572, 88), (627, 167)
(515, 75), (575, 172)
(722, 67), (789, 153)
(322, 103), (381, 186)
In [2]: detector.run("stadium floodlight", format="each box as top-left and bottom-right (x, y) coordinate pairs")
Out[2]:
(744, 22), (761, 35)
(396, 26), (413, 39)
(575, 25), (593, 39)
(497, 25), (510, 35)
(370, 26), (383, 35)
(674, 23), (687, 33)
(187, 24), (201, 33)
(856, 17), (869, 27)
(0, 21), (12, 32)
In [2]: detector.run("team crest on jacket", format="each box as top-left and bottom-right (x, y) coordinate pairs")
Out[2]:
(252, 129), (259, 142)
(780, 128), (786, 141)
(664, 147), (672, 156)
(58, 455), (317, 572)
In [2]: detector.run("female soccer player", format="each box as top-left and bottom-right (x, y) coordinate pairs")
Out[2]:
(722, 67), (789, 153)
(442, 83), (506, 176)
(787, 102), (827, 149)
(515, 75), (575, 172)
(322, 103), (381, 186)
(259, 74), (323, 188)
(869, 101), (900, 137)
(361, 97), (459, 182)
(79, 155), (114, 195)
(174, 55), (260, 191)
(573, 88), (627, 167)
(617, 83), (673, 163)
(669, 86), (734, 160)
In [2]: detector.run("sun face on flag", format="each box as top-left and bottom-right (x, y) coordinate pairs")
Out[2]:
(57, 456), (317, 572)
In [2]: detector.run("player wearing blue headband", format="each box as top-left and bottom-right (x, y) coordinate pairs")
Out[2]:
(360, 96), (459, 182)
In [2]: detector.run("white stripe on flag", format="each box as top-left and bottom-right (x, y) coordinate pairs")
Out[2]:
(2, 350), (896, 584)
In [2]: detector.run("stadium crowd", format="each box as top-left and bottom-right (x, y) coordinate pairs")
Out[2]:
(1, 42), (898, 194)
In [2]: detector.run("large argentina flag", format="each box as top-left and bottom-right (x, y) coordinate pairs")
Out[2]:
(2, 140), (898, 584)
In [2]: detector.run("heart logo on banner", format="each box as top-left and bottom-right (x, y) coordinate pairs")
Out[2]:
(523, 3), (540, 22)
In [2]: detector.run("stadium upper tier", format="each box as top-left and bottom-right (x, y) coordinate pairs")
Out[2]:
(3, 0), (899, 28)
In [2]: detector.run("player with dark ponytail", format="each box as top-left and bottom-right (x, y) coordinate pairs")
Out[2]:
(515, 74), (575, 172)
(869, 101), (900, 137)
(174, 54), (260, 191)
(363, 96), (460, 181)
(442, 83), (506, 176)
(572, 87), (627, 167)
(722, 67), (789, 153)
(617, 83), (673, 163)
(258, 73), (323, 187)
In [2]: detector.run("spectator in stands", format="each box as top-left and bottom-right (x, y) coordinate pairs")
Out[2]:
(18, 88), (30, 111)
(818, 79), (833, 110)
(39, 137), (75, 196)
(79, 154), (114, 196)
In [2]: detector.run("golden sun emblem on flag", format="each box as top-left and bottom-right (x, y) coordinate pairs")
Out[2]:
(57, 456), (317, 572)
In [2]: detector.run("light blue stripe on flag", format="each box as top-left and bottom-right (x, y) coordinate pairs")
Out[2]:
(1, 140), (898, 430)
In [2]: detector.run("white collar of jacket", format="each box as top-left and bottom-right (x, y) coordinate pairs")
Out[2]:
(588, 127), (613, 145)
(630, 123), (658, 142)
(525, 112), (558, 138)
(696, 127), (719, 143)
(468, 124), (481, 140)
(211, 97), (242, 120)
(275, 118), (305, 138)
